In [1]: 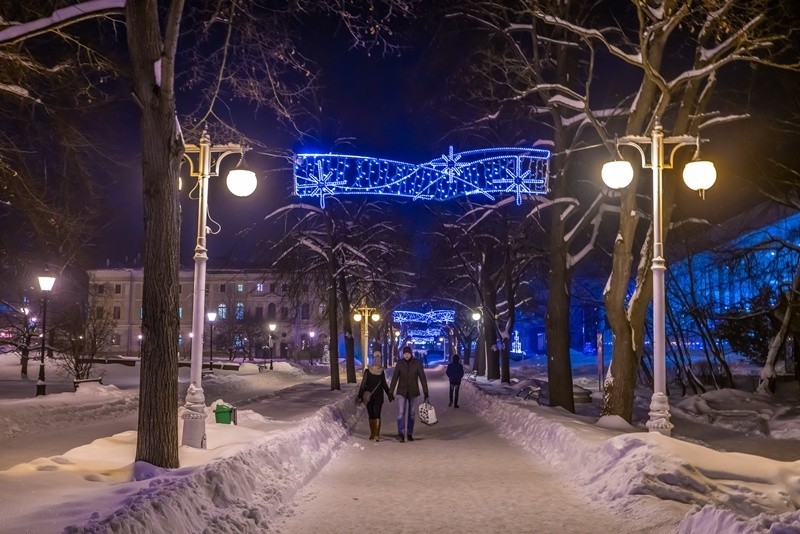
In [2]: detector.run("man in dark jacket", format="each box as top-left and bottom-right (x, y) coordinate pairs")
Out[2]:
(389, 346), (429, 442)
(446, 354), (465, 408)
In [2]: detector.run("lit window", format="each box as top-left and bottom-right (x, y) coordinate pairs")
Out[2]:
(237, 283), (244, 292)
(218, 304), (227, 319)
(256, 283), (264, 292)
(235, 302), (245, 320)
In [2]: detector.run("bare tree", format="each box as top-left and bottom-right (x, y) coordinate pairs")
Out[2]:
(53, 286), (117, 380)
(265, 198), (412, 387)
(1, 0), (416, 468)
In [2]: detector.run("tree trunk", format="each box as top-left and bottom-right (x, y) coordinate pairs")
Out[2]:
(545, 156), (576, 411)
(128, 0), (183, 469)
(758, 259), (800, 393)
(336, 272), (357, 383)
(328, 275), (340, 390)
(20, 342), (29, 376)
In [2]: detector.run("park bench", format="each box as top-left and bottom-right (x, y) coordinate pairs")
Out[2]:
(73, 377), (103, 391)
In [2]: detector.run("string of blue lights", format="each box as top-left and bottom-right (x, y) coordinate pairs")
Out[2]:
(294, 146), (550, 207)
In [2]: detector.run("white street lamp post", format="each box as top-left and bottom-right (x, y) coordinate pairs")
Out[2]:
(181, 129), (257, 449)
(36, 274), (55, 397)
(353, 306), (380, 371)
(601, 120), (716, 436)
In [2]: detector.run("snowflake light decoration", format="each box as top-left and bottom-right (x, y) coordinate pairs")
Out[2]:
(294, 146), (549, 206)
(493, 156), (537, 205)
(392, 309), (456, 324)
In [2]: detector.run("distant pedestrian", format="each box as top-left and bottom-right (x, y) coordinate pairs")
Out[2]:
(357, 349), (393, 441)
(446, 354), (465, 408)
(389, 345), (429, 442)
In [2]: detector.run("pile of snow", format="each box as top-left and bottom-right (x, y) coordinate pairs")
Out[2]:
(63, 393), (359, 533)
(673, 389), (800, 439)
(462, 380), (800, 532)
(0, 384), (137, 440)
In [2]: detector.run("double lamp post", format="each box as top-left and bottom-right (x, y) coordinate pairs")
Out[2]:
(601, 120), (716, 436)
(181, 129), (257, 449)
(353, 305), (380, 370)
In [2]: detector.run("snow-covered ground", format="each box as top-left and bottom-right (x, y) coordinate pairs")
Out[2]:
(2, 351), (800, 532)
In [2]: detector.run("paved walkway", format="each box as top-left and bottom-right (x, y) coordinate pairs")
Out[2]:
(275, 381), (647, 534)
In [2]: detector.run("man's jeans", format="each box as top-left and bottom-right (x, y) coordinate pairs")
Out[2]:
(396, 395), (420, 437)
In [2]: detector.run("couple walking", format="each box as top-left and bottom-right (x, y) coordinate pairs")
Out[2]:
(358, 345), (429, 443)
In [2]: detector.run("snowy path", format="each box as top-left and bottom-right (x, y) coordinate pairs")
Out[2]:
(275, 381), (641, 534)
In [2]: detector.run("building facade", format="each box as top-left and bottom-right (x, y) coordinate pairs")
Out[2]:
(87, 268), (326, 359)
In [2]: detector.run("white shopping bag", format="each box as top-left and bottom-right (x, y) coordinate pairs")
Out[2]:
(419, 401), (438, 425)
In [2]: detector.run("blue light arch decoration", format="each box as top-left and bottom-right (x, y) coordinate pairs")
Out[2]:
(392, 309), (456, 325)
(294, 146), (550, 207)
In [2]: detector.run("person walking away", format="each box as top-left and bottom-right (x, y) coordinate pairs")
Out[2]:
(389, 345), (429, 442)
(357, 349), (393, 441)
(446, 354), (465, 408)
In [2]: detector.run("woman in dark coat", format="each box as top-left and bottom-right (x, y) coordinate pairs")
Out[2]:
(358, 349), (393, 441)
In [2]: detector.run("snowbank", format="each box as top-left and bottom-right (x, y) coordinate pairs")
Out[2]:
(462, 380), (800, 532)
(63, 393), (360, 533)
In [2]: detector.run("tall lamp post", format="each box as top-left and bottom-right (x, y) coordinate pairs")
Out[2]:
(36, 274), (56, 396)
(268, 323), (277, 369)
(181, 129), (257, 449)
(353, 306), (380, 371)
(206, 311), (217, 371)
(472, 310), (486, 376)
(601, 120), (716, 436)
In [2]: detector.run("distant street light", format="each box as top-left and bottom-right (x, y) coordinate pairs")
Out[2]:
(601, 120), (716, 436)
(181, 128), (258, 449)
(36, 273), (56, 397)
(353, 305), (380, 371)
(206, 311), (217, 372)
(268, 322), (277, 370)
(138, 334), (143, 356)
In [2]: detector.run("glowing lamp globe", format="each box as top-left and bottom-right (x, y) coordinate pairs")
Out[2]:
(353, 312), (362, 322)
(371, 313), (380, 322)
(601, 160), (634, 189)
(471, 312), (481, 321)
(38, 276), (56, 292)
(682, 160), (716, 192)
(226, 167), (257, 197)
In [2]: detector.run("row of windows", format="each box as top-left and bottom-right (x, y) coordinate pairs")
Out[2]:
(212, 282), (307, 294)
(104, 302), (318, 322)
(216, 302), (313, 320)
(96, 284), (123, 295)
(97, 282), (306, 296)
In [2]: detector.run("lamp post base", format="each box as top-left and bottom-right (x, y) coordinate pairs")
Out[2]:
(181, 411), (207, 448)
(181, 383), (207, 448)
(646, 391), (673, 436)
(36, 383), (46, 396)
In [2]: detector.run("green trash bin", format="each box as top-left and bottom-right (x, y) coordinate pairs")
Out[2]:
(213, 403), (236, 424)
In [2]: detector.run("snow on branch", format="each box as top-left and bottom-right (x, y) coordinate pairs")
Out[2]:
(0, 0), (125, 45)
(532, 10), (642, 67)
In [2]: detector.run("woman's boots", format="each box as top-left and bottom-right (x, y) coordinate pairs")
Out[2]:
(368, 419), (381, 441)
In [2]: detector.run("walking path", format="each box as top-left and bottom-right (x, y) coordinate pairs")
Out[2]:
(274, 381), (643, 534)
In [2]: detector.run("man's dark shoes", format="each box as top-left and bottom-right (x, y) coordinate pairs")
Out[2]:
(407, 435), (414, 442)
(454, 404), (459, 408)
(448, 401), (453, 407)
(398, 435), (405, 443)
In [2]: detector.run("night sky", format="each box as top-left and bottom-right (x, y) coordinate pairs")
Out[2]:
(79, 5), (799, 271)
